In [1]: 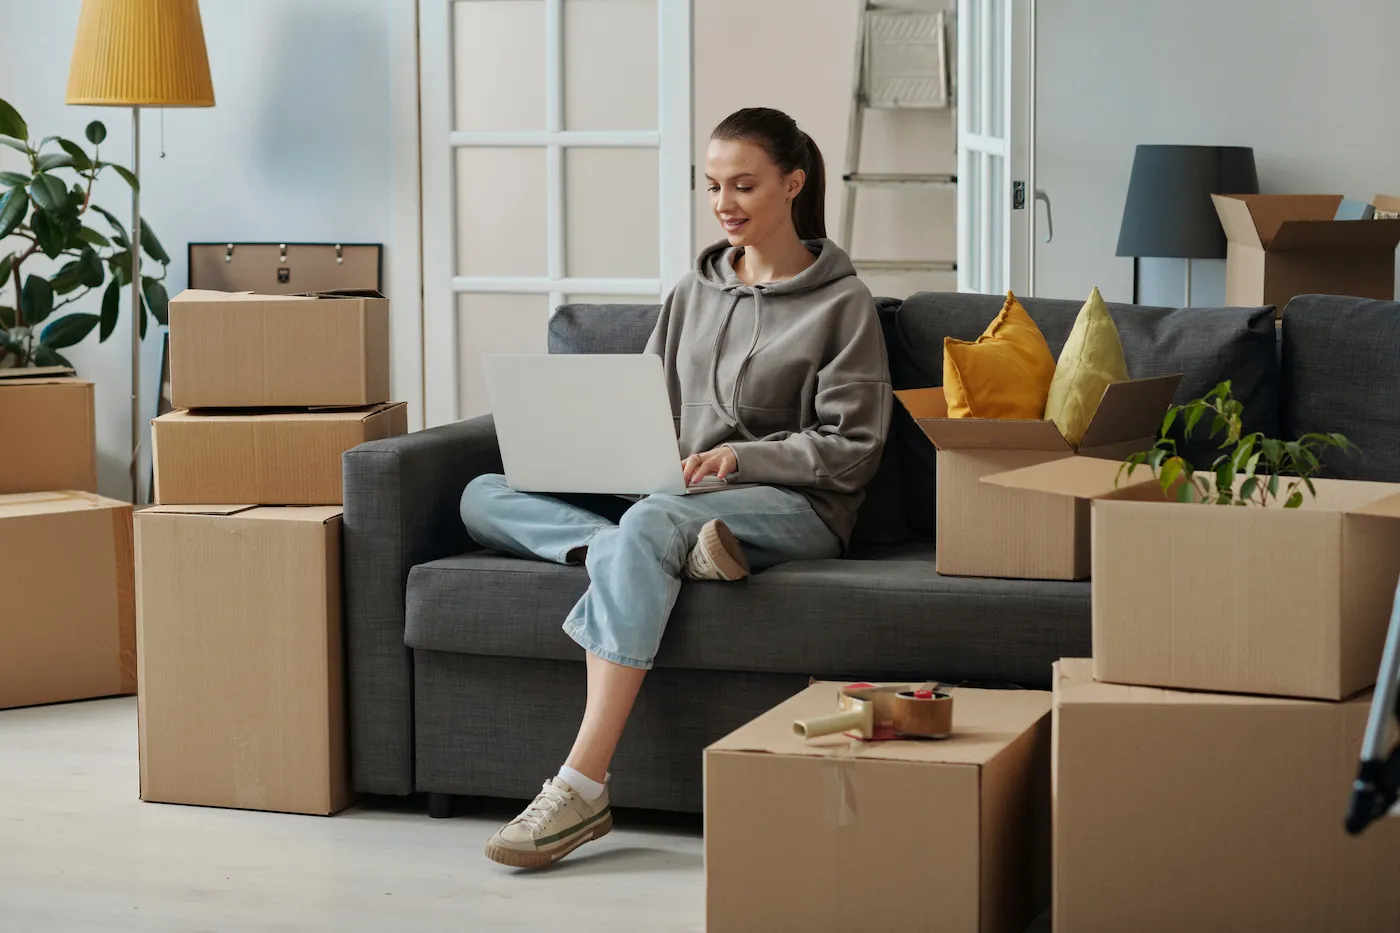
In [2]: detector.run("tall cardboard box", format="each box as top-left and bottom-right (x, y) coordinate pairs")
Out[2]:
(0, 491), (134, 709)
(168, 289), (389, 408)
(152, 402), (408, 505)
(986, 458), (1400, 699)
(705, 682), (1051, 933)
(894, 374), (1179, 579)
(135, 505), (352, 815)
(1212, 194), (1400, 313)
(0, 367), (97, 493)
(1053, 659), (1400, 933)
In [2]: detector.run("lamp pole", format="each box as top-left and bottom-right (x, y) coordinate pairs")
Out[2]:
(130, 105), (142, 504)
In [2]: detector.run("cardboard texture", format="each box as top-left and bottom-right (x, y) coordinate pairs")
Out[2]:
(168, 289), (390, 409)
(152, 402), (408, 505)
(135, 505), (352, 815)
(895, 374), (1179, 579)
(1212, 194), (1400, 313)
(705, 682), (1051, 933)
(0, 491), (135, 709)
(0, 370), (97, 493)
(1053, 659), (1400, 933)
(986, 459), (1400, 699)
(1374, 194), (1400, 220)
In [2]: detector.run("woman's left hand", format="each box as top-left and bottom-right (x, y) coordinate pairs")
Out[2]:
(682, 446), (738, 485)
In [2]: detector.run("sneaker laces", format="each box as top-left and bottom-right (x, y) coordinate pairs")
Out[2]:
(515, 781), (572, 833)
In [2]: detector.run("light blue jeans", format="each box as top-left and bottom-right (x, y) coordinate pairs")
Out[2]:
(459, 474), (841, 670)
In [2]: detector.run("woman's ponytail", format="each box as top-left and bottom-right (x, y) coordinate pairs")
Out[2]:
(711, 108), (827, 240)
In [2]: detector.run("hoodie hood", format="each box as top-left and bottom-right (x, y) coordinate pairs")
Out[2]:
(695, 237), (857, 295)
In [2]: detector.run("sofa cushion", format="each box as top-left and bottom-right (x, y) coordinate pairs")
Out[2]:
(404, 548), (1089, 687)
(547, 301), (910, 546)
(1281, 294), (1400, 481)
(887, 292), (1280, 540)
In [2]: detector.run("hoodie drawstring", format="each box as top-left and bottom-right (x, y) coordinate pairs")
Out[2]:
(709, 286), (764, 441)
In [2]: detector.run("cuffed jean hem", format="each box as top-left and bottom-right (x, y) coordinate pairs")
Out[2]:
(562, 615), (654, 671)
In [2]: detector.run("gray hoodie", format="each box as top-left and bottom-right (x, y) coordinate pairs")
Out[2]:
(644, 238), (892, 549)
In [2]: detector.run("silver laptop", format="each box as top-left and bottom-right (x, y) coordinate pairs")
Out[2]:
(484, 354), (740, 497)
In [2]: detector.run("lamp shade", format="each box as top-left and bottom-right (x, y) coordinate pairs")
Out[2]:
(66, 0), (214, 107)
(1115, 145), (1258, 259)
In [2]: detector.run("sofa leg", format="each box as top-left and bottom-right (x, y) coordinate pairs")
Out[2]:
(427, 792), (455, 819)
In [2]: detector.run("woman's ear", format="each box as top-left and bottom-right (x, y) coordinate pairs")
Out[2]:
(785, 168), (806, 202)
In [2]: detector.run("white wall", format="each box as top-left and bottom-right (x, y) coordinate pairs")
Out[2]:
(1035, 0), (1400, 309)
(0, 0), (403, 501)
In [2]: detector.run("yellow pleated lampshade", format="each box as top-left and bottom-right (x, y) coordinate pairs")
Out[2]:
(66, 0), (214, 107)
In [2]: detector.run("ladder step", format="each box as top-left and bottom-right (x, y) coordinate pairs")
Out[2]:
(843, 172), (956, 188)
(852, 259), (957, 274)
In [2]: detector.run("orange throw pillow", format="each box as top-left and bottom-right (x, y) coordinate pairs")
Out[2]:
(943, 292), (1056, 419)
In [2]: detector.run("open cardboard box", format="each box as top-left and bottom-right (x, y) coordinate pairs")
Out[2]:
(894, 374), (1180, 580)
(1212, 194), (1400, 313)
(985, 458), (1400, 699)
(0, 366), (97, 493)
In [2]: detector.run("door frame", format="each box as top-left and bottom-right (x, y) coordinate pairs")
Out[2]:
(418, 0), (693, 427)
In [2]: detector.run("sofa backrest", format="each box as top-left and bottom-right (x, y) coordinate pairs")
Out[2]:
(1279, 294), (1400, 482)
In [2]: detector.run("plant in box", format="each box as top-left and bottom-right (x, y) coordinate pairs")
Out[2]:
(1119, 380), (1355, 506)
(0, 97), (169, 369)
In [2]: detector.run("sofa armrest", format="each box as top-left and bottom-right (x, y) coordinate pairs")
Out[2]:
(342, 414), (502, 795)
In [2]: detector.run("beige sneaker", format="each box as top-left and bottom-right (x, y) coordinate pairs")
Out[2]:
(484, 777), (612, 869)
(683, 519), (750, 582)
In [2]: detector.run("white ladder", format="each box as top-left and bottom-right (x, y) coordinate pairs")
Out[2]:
(840, 3), (956, 276)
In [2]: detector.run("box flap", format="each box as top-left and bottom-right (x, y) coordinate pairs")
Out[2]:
(139, 504), (258, 516)
(981, 455), (1158, 500)
(1352, 489), (1400, 520)
(895, 388), (1071, 452)
(170, 288), (245, 304)
(708, 682), (1050, 766)
(1374, 194), (1400, 216)
(0, 490), (126, 520)
(154, 403), (394, 425)
(1213, 194), (1265, 248)
(242, 506), (344, 525)
(292, 288), (385, 300)
(1214, 194), (1344, 247)
(1078, 374), (1182, 450)
(1054, 658), (1366, 709)
(0, 365), (75, 381)
(1269, 218), (1400, 251)
(893, 386), (947, 419)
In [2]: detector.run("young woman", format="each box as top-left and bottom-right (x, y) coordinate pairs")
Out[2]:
(461, 107), (892, 868)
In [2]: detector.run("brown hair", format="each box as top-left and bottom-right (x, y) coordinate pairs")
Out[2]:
(710, 107), (826, 240)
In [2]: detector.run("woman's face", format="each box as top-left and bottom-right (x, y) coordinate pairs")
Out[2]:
(704, 137), (805, 248)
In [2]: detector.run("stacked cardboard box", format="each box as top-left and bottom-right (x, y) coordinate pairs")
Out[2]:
(137, 288), (405, 815)
(984, 457), (1400, 930)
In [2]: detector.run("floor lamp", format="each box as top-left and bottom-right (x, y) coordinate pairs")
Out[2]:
(66, 0), (214, 504)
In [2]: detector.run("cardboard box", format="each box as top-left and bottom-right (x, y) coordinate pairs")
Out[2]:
(152, 402), (408, 505)
(1053, 658), (1400, 933)
(168, 289), (390, 409)
(1374, 194), (1400, 220)
(1212, 194), (1400, 313)
(0, 367), (97, 493)
(894, 374), (1180, 579)
(135, 505), (352, 815)
(986, 457), (1400, 699)
(705, 682), (1051, 933)
(0, 491), (134, 709)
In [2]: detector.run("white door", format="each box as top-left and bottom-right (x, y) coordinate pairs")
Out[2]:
(419, 0), (693, 427)
(956, 0), (1038, 296)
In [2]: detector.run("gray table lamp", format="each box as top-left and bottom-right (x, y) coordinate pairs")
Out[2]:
(1116, 145), (1258, 306)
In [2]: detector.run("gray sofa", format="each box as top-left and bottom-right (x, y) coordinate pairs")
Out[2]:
(342, 291), (1400, 815)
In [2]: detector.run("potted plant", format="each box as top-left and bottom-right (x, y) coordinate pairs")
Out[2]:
(1120, 380), (1355, 506)
(0, 96), (169, 369)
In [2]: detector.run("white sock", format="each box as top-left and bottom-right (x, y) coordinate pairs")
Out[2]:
(558, 765), (607, 801)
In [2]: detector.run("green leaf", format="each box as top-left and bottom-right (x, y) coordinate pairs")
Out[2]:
(79, 247), (104, 288)
(108, 249), (132, 285)
(1160, 457), (1184, 492)
(1268, 473), (1280, 500)
(1176, 481), (1197, 503)
(1160, 407), (1179, 438)
(0, 99), (25, 140)
(31, 210), (66, 259)
(1285, 490), (1304, 509)
(0, 305), (14, 329)
(139, 288), (148, 340)
(1146, 447), (1168, 470)
(91, 204), (129, 247)
(1184, 403), (1205, 438)
(0, 186), (27, 239)
(138, 218), (170, 264)
(76, 226), (110, 248)
(34, 151), (73, 173)
(31, 345), (73, 369)
(40, 312), (99, 349)
(50, 260), (85, 295)
(143, 277), (169, 326)
(29, 173), (67, 213)
(1303, 476), (1317, 497)
(0, 170), (29, 186)
(0, 253), (11, 285)
(85, 120), (107, 146)
(107, 163), (140, 192)
(1239, 476), (1259, 502)
(20, 274), (53, 326)
(56, 139), (93, 172)
(99, 275), (120, 341)
(0, 136), (30, 153)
